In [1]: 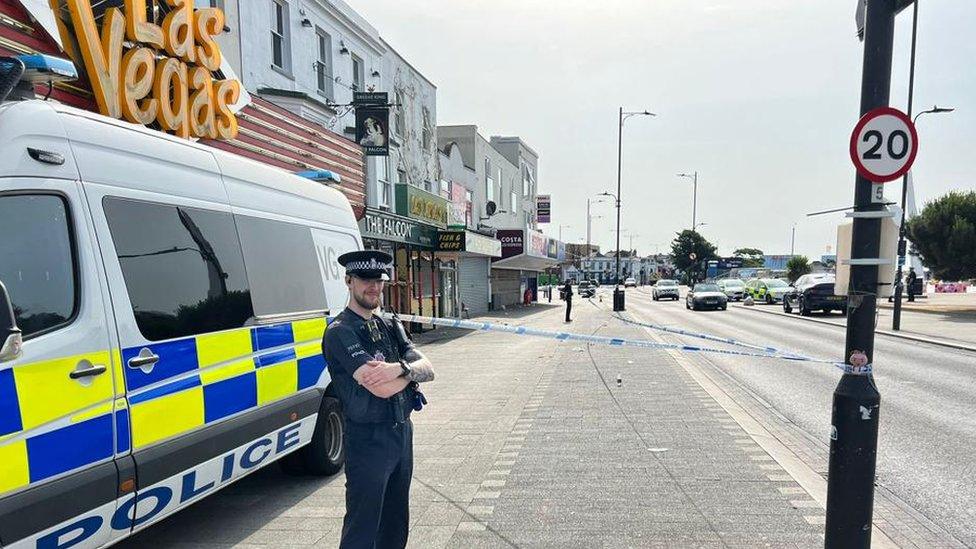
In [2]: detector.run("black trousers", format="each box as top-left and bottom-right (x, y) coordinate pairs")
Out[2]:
(340, 419), (413, 549)
(565, 298), (572, 321)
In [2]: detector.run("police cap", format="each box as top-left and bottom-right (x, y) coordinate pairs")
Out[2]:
(338, 250), (393, 281)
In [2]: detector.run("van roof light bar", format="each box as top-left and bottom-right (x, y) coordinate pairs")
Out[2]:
(296, 170), (342, 184)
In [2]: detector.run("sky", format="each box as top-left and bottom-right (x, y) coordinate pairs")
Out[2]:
(351, 0), (974, 260)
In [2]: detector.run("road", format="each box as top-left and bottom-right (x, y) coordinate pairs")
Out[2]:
(623, 286), (976, 547)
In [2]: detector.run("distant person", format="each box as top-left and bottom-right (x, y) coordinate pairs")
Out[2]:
(907, 268), (918, 302)
(563, 280), (573, 322)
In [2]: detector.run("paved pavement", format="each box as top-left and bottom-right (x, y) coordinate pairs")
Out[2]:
(119, 299), (836, 548)
(624, 286), (973, 547)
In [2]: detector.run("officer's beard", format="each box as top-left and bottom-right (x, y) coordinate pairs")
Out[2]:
(353, 290), (381, 311)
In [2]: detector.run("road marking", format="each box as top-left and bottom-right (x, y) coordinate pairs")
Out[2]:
(628, 305), (900, 549)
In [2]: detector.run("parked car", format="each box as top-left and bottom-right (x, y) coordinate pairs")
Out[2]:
(744, 278), (791, 304)
(652, 279), (680, 301)
(784, 274), (847, 315)
(624, 277), (637, 288)
(686, 283), (728, 311)
(578, 280), (596, 298)
(716, 278), (746, 301)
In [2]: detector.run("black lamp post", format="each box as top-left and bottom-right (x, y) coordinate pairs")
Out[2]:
(607, 107), (655, 311)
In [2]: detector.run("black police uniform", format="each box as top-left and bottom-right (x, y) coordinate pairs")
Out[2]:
(323, 250), (421, 549)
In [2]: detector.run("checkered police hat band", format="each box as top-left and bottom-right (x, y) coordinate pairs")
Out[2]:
(346, 258), (391, 272)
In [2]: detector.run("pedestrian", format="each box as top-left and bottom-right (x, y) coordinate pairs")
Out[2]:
(563, 279), (573, 322)
(323, 250), (436, 549)
(907, 267), (918, 302)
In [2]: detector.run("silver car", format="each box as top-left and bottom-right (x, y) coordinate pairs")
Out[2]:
(716, 278), (746, 301)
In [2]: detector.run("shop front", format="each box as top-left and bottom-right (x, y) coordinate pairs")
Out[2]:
(359, 208), (439, 322)
(437, 229), (501, 316)
(491, 229), (558, 309)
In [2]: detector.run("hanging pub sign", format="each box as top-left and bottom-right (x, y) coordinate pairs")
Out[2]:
(355, 106), (390, 156)
(52, 0), (241, 140)
(353, 92), (388, 106)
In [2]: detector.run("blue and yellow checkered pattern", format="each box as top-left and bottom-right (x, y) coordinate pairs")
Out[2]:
(122, 317), (328, 449)
(0, 317), (328, 498)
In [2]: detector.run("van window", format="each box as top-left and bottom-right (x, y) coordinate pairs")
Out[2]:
(103, 197), (253, 341)
(0, 194), (77, 338)
(235, 215), (328, 317)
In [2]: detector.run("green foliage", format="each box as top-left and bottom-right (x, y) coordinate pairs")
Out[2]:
(906, 191), (976, 281)
(733, 247), (765, 267)
(786, 256), (812, 283)
(670, 230), (718, 283)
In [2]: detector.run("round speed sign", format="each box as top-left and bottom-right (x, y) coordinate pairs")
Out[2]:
(849, 107), (918, 183)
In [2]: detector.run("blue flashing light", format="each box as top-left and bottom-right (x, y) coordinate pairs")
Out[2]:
(296, 170), (342, 184)
(17, 54), (78, 83)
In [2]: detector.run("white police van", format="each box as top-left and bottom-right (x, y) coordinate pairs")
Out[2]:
(0, 55), (357, 548)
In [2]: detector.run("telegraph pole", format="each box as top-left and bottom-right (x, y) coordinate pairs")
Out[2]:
(825, 0), (906, 546)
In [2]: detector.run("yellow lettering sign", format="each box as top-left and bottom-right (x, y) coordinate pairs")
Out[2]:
(57, 0), (238, 140)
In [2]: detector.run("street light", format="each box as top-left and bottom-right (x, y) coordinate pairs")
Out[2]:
(611, 108), (655, 311)
(893, 104), (954, 330)
(677, 172), (698, 231)
(558, 224), (571, 242)
(586, 197), (607, 258)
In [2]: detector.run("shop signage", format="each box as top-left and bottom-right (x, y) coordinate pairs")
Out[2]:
(536, 195), (551, 224)
(437, 231), (464, 251)
(356, 106), (389, 156)
(396, 184), (449, 229)
(437, 230), (501, 257)
(359, 208), (436, 248)
(497, 229), (524, 259)
(55, 0), (241, 140)
(448, 182), (469, 228)
(527, 230), (547, 258)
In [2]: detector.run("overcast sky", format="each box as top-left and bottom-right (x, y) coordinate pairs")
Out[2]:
(352, 0), (974, 259)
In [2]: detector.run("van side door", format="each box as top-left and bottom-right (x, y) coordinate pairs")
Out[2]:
(0, 182), (120, 549)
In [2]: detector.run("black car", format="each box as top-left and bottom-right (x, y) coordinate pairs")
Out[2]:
(783, 274), (847, 316)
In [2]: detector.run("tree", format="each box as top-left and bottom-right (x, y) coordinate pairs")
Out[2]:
(786, 256), (811, 283)
(733, 247), (765, 268)
(670, 230), (718, 284)
(906, 191), (976, 281)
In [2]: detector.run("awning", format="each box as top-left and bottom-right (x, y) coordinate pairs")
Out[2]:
(491, 253), (559, 272)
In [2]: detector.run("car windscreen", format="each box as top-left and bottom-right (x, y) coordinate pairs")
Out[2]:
(694, 284), (720, 292)
(721, 279), (744, 287)
(658, 280), (677, 286)
(765, 279), (788, 288)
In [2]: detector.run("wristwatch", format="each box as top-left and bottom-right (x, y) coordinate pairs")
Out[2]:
(398, 359), (412, 378)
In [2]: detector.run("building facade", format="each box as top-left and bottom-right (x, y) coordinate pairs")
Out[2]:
(438, 125), (556, 309)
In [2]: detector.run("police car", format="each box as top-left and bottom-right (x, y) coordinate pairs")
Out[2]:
(0, 55), (358, 548)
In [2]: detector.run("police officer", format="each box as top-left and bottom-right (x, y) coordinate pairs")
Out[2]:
(323, 250), (436, 549)
(907, 267), (918, 302)
(563, 279), (573, 322)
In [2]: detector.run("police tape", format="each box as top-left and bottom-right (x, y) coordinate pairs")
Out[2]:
(609, 313), (809, 360)
(381, 313), (872, 375)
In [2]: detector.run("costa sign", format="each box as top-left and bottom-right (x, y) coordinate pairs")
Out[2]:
(55, 0), (240, 140)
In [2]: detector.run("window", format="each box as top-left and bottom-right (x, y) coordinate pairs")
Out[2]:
(422, 107), (432, 150)
(523, 165), (533, 196)
(485, 159), (494, 202)
(465, 190), (473, 226)
(0, 195), (77, 339)
(510, 190), (518, 212)
(397, 168), (407, 185)
(351, 54), (364, 91)
(315, 28), (333, 99)
(236, 216), (329, 316)
(376, 156), (391, 208)
(393, 89), (405, 136)
(103, 198), (253, 341)
(270, 0), (290, 73)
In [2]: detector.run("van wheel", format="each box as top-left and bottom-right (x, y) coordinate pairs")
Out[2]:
(299, 396), (345, 476)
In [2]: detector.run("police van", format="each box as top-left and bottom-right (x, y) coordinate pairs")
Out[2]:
(0, 56), (358, 548)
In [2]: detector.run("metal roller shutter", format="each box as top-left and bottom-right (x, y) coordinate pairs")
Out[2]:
(459, 257), (490, 315)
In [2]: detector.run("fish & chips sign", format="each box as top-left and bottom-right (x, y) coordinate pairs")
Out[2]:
(55, 0), (240, 139)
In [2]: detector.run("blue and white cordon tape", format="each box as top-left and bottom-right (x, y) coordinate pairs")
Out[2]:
(381, 313), (871, 375)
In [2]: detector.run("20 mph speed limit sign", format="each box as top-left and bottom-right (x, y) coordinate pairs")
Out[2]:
(849, 107), (918, 183)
